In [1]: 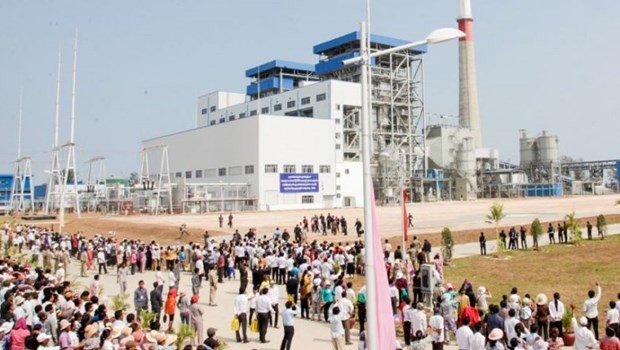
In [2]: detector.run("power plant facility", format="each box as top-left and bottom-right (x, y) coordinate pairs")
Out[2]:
(1, 0), (618, 216)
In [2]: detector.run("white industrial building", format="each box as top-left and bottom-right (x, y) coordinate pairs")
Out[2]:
(143, 79), (365, 212)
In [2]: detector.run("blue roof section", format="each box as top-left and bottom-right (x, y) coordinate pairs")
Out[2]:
(245, 60), (315, 78)
(313, 31), (427, 55)
(315, 52), (376, 75)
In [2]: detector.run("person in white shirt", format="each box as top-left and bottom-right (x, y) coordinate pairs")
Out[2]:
(280, 301), (299, 350)
(504, 309), (520, 343)
(255, 288), (275, 343)
(403, 301), (414, 347)
(548, 292), (565, 337)
(267, 281), (280, 328)
(570, 304), (598, 350)
(233, 288), (249, 343)
(607, 301), (620, 337)
(470, 322), (486, 350)
(429, 307), (445, 350)
(583, 282), (602, 340)
(412, 303), (428, 339)
(335, 291), (354, 345)
(455, 316), (473, 350)
(329, 306), (345, 350)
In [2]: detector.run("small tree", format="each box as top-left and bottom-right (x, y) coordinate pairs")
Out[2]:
(531, 218), (543, 249)
(139, 309), (157, 330)
(111, 294), (130, 312)
(596, 214), (607, 238)
(565, 211), (582, 243)
(487, 202), (507, 254)
(440, 227), (454, 263)
(175, 323), (196, 349)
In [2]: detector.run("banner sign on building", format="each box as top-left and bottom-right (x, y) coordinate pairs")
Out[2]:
(279, 173), (319, 193)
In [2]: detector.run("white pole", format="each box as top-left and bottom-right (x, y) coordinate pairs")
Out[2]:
(54, 43), (62, 147)
(69, 30), (78, 144)
(360, 21), (378, 350)
(17, 88), (23, 159)
(401, 174), (407, 262)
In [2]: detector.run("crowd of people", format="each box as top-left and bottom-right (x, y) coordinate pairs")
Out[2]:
(0, 214), (618, 350)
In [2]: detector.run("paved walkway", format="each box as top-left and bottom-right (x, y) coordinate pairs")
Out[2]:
(59, 223), (620, 349)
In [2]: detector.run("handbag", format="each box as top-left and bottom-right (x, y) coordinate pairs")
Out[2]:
(230, 317), (240, 331)
(249, 318), (259, 333)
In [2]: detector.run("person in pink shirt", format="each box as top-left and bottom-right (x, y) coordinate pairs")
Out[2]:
(600, 327), (620, 350)
(9, 317), (30, 350)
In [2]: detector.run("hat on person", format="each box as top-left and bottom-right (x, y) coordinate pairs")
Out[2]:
(125, 340), (138, 349)
(59, 319), (71, 331)
(179, 291), (186, 296)
(36, 333), (51, 343)
(445, 283), (454, 290)
(523, 297), (531, 305)
(416, 303), (424, 311)
(536, 293), (548, 305)
(58, 263), (64, 267)
(313, 278), (321, 286)
(396, 272), (403, 279)
(155, 332), (176, 345)
(122, 327), (133, 337)
(489, 328), (504, 341)
(477, 286), (486, 295)
(207, 328), (217, 337)
(191, 295), (199, 303)
(579, 316), (588, 326)
(110, 325), (124, 339)
(15, 296), (25, 305)
(84, 324), (98, 338)
(0, 322), (14, 333)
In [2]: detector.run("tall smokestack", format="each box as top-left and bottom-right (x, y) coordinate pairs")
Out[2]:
(457, 0), (482, 148)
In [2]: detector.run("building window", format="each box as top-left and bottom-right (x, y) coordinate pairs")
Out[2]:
(301, 165), (313, 173)
(336, 144), (341, 150)
(228, 115), (235, 121)
(336, 185), (341, 191)
(245, 165), (254, 174)
(274, 104), (282, 111)
(205, 168), (216, 177)
(336, 172), (340, 178)
(264, 164), (278, 173)
(201, 108), (207, 115)
(210, 120), (216, 126)
(316, 93), (326, 102)
(250, 110), (257, 116)
(345, 169), (350, 175)
(283, 164), (296, 173)
(335, 119), (341, 124)
(218, 168), (227, 176)
(185, 171), (192, 179)
(195, 170), (203, 178)
(336, 104), (341, 110)
(210, 106), (216, 112)
(239, 112), (246, 119)
(301, 97), (310, 105)
(319, 165), (331, 173)
(287, 100), (295, 108)
(301, 195), (314, 204)
(219, 118), (225, 123)
(335, 133), (341, 139)
(175, 172), (182, 178)
(229, 166), (242, 176)
(261, 107), (269, 114)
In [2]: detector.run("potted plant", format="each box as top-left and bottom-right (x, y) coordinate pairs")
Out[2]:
(561, 306), (575, 346)
(440, 227), (454, 264)
(486, 202), (506, 255)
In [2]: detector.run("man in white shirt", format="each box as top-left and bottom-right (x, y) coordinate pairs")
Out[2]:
(429, 307), (445, 350)
(607, 301), (620, 337)
(335, 291), (354, 345)
(571, 307), (597, 350)
(412, 303), (428, 338)
(583, 282), (602, 340)
(233, 288), (249, 343)
(504, 309), (520, 342)
(255, 288), (275, 343)
(329, 306), (345, 350)
(455, 316), (473, 350)
(280, 301), (299, 350)
(470, 322), (486, 350)
(403, 301), (414, 346)
(548, 292), (565, 337)
(268, 281), (280, 328)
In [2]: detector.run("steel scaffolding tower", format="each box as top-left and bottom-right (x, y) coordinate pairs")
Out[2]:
(316, 34), (425, 203)
(45, 44), (63, 215)
(85, 156), (107, 211)
(9, 89), (35, 213)
(140, 145), (173, 214)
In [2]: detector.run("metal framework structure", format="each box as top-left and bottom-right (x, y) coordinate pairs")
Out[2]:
(84, 156), (107, 211)
(45, 43), (64, 215)
(320, 44), (425, 203)
(139, 145), (173, 215)
(10, 157), (34, 213)
(561, 159), (619, 180)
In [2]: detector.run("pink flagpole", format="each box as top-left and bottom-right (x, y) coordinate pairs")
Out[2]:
(370, 184), (397, 349)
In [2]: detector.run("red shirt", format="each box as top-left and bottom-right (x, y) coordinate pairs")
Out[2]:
(600, 336), (620, 350)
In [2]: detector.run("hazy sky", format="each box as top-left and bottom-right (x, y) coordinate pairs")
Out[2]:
(1, 0), (619, 182)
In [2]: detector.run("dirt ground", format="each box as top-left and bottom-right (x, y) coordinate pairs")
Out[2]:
(12, 194), (620, 246)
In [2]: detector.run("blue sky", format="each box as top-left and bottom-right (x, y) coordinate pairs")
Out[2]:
(1, 0), (619, 181)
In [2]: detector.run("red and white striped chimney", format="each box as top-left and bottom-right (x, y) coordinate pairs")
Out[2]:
(457, 0), (482, 148)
